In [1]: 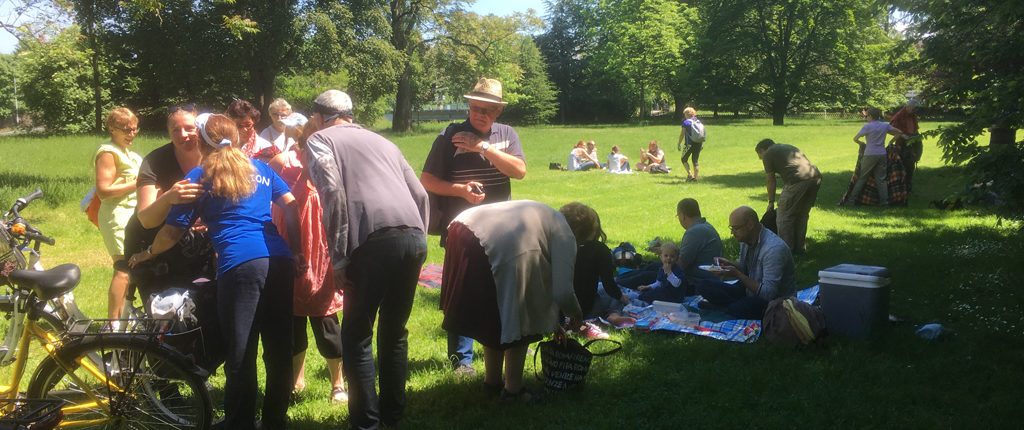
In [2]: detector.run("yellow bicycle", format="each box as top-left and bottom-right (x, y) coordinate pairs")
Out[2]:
(1, 190), (212, 429)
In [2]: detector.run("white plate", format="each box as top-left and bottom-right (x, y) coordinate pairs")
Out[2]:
(698, 265), (728, 273)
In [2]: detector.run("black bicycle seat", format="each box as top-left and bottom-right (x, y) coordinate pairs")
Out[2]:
(8, 264), (81, 300)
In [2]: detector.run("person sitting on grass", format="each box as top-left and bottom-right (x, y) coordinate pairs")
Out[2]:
(635, 140), (667, 172)
(607, 145), (631, 173)
(568, 140), (602, 171)
(559, 202), (637, 339)
(586, 140), (607, 169)
(695, 206), (796, 319)
(636, 240), (688, 303)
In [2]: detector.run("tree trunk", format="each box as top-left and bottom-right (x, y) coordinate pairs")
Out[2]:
(673, 94), (686, 122)
(392, 64), (413, 132)
(86, 10), (102, 133)
(771, 96), (789, 126)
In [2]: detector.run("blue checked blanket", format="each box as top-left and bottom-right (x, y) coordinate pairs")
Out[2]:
(621, 285), (820, 343)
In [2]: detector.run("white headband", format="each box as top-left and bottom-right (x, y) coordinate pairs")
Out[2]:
(194, 113), (232, 148)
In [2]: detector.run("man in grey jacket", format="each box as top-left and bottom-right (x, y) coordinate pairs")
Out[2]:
(304, 89), (429, 430)
(695, 206), (795, 319)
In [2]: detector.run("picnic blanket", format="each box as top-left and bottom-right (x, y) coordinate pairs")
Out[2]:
(418, 264), (443, 289)
(621, 285), (820, 343)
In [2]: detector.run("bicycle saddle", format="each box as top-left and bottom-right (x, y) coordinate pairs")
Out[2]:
(8, 264), (81, 300)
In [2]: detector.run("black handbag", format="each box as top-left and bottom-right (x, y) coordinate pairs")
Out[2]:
(533, 337), (621, 391)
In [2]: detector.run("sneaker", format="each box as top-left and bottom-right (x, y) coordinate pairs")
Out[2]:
(453, 364), (477, 377)
(580, 322), (610, 339)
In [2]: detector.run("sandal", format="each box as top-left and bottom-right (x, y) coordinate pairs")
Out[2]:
(498, 388), (542, 404)
(330, 386), (349, 403)
(481, 381), (503, 397)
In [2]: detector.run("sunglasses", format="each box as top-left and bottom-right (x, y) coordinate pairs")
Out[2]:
(469, 105), (499, 115)
(273, 111), (291, 118)
(167, 103), (197, 114)
(119, 126), (139, 134)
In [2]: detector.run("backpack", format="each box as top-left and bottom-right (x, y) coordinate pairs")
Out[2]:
(648, 164), (671, 174)
(687, 119), (706, 144)
(611, 242), (642, 269)
(762, 297), (827, 347)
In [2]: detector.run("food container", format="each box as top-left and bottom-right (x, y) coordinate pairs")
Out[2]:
(652, 300), (683, 314)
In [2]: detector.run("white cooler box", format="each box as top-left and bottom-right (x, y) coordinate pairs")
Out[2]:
(818, 264), (890, 338)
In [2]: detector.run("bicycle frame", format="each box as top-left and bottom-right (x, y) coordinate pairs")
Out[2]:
(0, 296), (125, 429)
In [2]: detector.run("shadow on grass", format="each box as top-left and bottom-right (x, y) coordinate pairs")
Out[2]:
(373, 217), (1023, 429)
(650, 164), (969, 211)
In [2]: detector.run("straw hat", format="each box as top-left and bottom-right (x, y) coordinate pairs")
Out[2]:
(463, 78), (508, 105)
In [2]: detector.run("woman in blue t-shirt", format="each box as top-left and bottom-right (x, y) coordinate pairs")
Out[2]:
(131, 113), (303, 430)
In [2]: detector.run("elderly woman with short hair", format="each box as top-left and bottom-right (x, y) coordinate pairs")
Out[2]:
(260, 98), (296, 153)
(94, 107), (143, 321)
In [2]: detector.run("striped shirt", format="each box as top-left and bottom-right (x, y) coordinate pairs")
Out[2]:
(422, 120), (525, 230)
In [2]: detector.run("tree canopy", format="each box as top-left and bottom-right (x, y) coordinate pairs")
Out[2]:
(0, 0), (1012, 135)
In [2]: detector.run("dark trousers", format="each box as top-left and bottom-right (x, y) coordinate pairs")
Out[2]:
(695, 279), (768, 320)
(217, 257), (294, 430)
(344, 228), (427, 430)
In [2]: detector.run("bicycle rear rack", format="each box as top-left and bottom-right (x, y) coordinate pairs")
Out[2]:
(66, 318), (174, 339)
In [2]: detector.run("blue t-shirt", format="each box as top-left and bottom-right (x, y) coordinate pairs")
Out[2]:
(166, 160), (292, 277)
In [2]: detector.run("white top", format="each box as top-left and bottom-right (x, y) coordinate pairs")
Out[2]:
(259, 125), (295, 153)
(607, 152), (631, 174)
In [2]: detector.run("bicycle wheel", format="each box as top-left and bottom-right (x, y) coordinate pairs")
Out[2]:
(0, 295), (67, 334)
(26, 335), (212, 429)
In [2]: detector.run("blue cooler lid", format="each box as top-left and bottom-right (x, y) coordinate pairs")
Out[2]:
(818, 264), (890, 287)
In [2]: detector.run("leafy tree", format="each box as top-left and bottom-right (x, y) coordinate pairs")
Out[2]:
(0, 54), (15, 121)
(287, 2), (400, 124)
(590, 0), (686, 120)
(536, 0), (596, 122)
(356, 0), (465, 132)
(903, 0), (1024, 222)
(17, 25), (108, 132)
(702, 0), (887, 125)
(0, 0), (73, 42)
(427, 11), (556, 124)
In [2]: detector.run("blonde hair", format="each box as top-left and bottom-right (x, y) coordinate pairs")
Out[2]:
(683, 107), (696, 118)
(559, 202), (606, 243)
(105, 107), (138, 132)
(200, 114), (254, 202)
(660, 240), (679, 258)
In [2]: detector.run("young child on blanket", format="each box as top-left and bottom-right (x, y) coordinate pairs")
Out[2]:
(636, 241), (688, 303)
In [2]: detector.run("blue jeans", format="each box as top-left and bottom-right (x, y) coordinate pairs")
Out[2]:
(217, 257), (294, 430)
(344, 227), (427, 430)
(579, 161), (598, 171)
(695, 279), (768, 320)
(447, 333), (475, 368)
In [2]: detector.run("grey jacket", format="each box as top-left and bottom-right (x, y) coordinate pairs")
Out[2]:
(305, 123), (429, 269)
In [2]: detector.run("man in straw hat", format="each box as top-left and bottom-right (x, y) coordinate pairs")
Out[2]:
(420, 77), (527, 377)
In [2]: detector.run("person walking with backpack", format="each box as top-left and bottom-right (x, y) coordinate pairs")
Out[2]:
(676, 107), (706, 182)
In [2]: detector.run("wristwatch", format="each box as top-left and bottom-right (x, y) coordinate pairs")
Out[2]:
(480, 142), (490, 153)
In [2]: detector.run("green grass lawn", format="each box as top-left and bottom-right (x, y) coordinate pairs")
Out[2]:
(2, 118), (1022, 428)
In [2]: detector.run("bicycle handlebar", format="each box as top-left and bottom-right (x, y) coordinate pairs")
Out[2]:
(25, 231), (55, 246)
(12, 189), (44, 214)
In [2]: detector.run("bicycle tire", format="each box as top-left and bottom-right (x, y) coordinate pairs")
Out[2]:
(25, 335), (212, 429)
